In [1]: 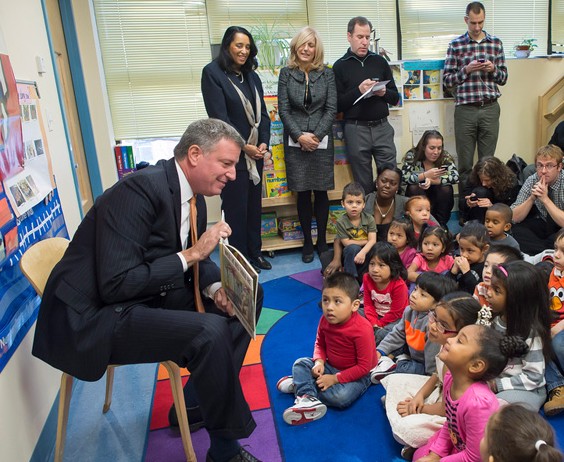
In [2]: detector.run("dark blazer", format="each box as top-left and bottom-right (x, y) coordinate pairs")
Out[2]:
(277, 65), (337, 142)
(32, 158), (219, 381)
(201, 60), (270, 171)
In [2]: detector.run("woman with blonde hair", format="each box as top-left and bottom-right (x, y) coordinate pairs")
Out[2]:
(278, 27), (337, 263)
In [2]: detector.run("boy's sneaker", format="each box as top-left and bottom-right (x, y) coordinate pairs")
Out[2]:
(276, 376), (296, 394)
(544, 385), (564, 416)
(395, 353), (410, 362)
(370, 356), (397, 384)
(282, 395), (327, 425)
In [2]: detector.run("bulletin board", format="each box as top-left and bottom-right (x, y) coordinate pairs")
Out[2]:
(0, 54), (67, 373)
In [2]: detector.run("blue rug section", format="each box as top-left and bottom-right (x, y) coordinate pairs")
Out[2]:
(263, 276), (322, 313)
(262, 277), (404, 462)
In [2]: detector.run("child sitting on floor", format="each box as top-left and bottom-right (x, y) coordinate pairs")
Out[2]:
(484, 203), (520, 250)
(387, 217), (418, 269)
(480, 403), (564, 462)
(276, 272), (377, 425)
(333, 182), (377, 281)
(450, 221), (490, 294)
(473, 244), (523, 311)
(413, 325), (529, 461)
(362, 242), (409, 344)
(407, 225), (454, 283)
(370, 272), (457, 383)
(382, 293), (481, 458)
(404, 196), (437, 239)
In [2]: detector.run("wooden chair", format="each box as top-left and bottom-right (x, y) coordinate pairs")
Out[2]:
(20, 237), (196, 462)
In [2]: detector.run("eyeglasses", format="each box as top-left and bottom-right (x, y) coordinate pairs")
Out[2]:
(535, 163), (559, 171)
(428, 310), (458, 335)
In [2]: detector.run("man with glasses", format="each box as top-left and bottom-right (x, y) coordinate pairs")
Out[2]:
(511, 144), (564, 254)
(443, 2), (508, 189)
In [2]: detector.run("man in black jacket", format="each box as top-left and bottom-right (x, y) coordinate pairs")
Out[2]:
(333, 16), (400, 195)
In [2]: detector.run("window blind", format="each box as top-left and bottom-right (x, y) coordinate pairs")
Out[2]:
(399, 0), (549, 60)
(92, 0), (211, 140)
(552, 0), (564, 54)
(307, 0), (397, 64)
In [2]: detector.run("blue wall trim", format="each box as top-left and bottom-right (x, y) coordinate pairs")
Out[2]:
(57, 0), (104, 199)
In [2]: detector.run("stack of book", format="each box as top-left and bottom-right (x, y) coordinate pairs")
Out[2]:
(278, 216), (317, 241)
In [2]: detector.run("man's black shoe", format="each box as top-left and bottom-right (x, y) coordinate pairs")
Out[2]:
(168, 404), (205, 432)
(251, 255), (271, 270)
(206, 447), (261, 462)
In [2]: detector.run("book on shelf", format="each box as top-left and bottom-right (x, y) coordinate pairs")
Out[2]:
(219, 241), (258, 339)
(263, 170), (290, 198)
(114, 145), (136, 179)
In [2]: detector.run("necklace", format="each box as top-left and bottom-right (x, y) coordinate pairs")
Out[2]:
(376, 198), (395, 218)
(233, 71), (244, 83)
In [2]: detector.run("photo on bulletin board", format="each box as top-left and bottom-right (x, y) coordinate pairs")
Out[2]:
(389, 62), (403, 110)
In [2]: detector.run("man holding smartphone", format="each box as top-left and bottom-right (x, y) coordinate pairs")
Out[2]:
(443, 2), (507, 190)
(333, 16), (400, 195)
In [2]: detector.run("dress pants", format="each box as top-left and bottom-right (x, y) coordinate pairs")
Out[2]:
(109, 285), (264, 440)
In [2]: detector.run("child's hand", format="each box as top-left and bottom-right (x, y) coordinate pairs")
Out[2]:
(324, 259), (342, 277)
(316, 373), (338, 391)
(416, 453), (441, 462)
(397, 398), (411, 416)
(312, 361), (325, 377)
(453, 255), (470, 274)
(354, 252), (366, 265)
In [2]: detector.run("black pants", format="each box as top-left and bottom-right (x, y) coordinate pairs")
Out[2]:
(512, 213), (560, 255)
(110, 286), (263, 440)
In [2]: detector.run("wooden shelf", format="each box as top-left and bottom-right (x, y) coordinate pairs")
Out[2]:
(262, 233), (336, 252)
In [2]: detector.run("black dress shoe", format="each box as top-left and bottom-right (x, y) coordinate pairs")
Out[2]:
(251, 255), (271, 270)
(168, 404), (205, 432)
(206, 447), (262, 462)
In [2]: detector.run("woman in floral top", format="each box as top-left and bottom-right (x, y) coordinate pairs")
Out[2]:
(401, 130), (459, 228)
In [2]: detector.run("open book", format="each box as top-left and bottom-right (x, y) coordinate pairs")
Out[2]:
(353, 80), (390, 105)
(219, 242), (259, 339)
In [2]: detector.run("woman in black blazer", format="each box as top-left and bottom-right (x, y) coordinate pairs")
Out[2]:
(277, 27), (337, 263)
(201, 26), (272, 272)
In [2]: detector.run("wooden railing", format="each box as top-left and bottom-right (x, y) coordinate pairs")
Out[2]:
(537, 75), (564, 147)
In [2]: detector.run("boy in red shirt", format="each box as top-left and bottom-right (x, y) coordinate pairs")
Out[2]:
(276, 272), (377, 425)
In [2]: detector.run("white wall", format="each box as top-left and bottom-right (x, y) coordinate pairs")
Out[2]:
(0, 1), (84, 460)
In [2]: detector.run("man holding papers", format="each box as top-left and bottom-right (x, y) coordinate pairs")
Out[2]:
(333, 16), (400, 195)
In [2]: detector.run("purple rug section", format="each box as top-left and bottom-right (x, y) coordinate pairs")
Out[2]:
(290, 269), (323, 291)
(145, 408), (281, 462)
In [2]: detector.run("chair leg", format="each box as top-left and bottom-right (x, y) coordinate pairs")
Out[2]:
(103, 365), (116, 413)
(55, 373), (74, 462)
(162, 361), (196, 462)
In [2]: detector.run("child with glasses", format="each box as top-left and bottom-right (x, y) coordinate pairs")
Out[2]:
(381, 293), (481, 459)
(511, 144), (564, 255)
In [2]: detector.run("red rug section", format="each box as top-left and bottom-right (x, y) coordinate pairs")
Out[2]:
(150, 363), (269, 431)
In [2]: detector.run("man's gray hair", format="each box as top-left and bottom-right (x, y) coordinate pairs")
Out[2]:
(174, 118), (244, 160)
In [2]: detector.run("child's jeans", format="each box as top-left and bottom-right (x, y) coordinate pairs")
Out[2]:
(292, 357), (372, 409)
(546, 330), (564, 394)
(343, 244), (366, 278)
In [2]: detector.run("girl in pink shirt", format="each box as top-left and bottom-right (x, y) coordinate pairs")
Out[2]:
(363, 242), (409, 344)
(408, 225), (454, 283)
(387, 217), (418, 269)
(413, 324), (529, 462)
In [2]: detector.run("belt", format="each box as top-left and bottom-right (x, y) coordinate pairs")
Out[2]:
(346, 117), (388, 127)
(466, 98), (498, 107)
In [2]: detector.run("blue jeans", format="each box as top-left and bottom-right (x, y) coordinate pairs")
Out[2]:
(343, 244), (366, 278)
(394, 358), (426, 375)
(292, 357), (372, 409)
(546, 331), (564, 393)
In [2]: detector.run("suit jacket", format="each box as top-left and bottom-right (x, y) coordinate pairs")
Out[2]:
(277, 65), (337, 143)
(32, 158), (219, 381)
(201, 60), (270, 171)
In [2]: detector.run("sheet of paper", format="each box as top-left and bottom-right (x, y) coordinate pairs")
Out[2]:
(288, 135), (328, 149)
(353, 80), (390, 105)
(408, 103), (440, 131)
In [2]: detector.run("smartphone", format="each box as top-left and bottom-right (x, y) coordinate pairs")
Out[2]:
(441, 165), (449, 169)
(470, 196), (479, 202)
(478, 58), (485, 63)
(371, 77), (380, 81)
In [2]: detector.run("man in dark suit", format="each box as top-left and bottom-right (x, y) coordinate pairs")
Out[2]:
(32, 118), (263, 462)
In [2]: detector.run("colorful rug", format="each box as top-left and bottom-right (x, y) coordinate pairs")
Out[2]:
(145, 270), (564, 461)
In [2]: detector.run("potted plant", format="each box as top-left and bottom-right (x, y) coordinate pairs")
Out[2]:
(514, 38), (537, 58)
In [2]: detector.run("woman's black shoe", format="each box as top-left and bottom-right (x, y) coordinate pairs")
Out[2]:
(302, 252), (314, 263)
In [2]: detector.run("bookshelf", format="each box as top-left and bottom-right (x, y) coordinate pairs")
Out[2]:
(261, 163), (353, 252)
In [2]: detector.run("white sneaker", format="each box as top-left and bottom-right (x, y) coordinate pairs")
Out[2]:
(370, 356), (397, 384)
(395, 354), (410, 362)
(282, 395), (327, 425)
(276, 376), (295, 394)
